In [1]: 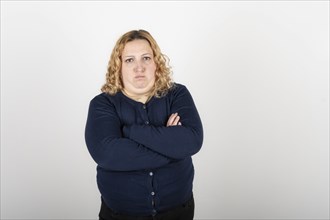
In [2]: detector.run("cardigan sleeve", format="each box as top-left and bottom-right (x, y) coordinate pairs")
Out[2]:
(123, 84), (203, 160)
(85, 94), (171, 171)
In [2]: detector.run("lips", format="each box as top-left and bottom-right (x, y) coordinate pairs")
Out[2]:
(135, 75), (145, 79)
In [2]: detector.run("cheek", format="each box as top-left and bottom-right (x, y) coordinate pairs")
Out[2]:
(120, 70), (130, 84)
(148, 64), (157, 77)
(121, 66), (132, 77)
(148, 70), (156, 80)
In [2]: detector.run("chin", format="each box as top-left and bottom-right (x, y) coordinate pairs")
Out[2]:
(134, 83), (151, 90)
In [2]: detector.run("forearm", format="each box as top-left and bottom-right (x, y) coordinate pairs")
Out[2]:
(123, 124), (203, 160)
(85, 133), (171, 171)
(85, 95), (172, 171)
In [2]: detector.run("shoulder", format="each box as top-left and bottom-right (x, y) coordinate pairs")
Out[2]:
(162, 83), (194, 104)
(90, 92), (109, 103)
(167, 83), (191, 97)
(169, 83), (189, 94)
(89, 92), (119, 107)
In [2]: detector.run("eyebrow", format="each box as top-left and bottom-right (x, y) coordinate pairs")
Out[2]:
(122, 53), (153, 58)
(141, 53), (152, 56)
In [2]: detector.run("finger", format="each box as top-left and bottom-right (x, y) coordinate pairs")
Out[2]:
(173, 115), (180, 125)
(178, 122), (182, 126)
(167, 113), (177, 126)
(167, 113), (180, 126)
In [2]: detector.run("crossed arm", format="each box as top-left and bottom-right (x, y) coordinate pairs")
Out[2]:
(122, 85), (203, 160)
(85, 85), (203, 171)
(85, 96), (172, 171)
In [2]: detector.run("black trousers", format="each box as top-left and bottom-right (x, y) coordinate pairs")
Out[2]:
(99, 196), (194, 220)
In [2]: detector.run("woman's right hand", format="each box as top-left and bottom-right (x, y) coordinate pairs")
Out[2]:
(166, 113), (182, 127)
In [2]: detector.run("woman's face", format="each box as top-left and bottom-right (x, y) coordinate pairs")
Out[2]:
(121, 39), (156, 96)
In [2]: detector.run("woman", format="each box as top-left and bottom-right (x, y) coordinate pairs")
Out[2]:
(85, 30), (203, 220)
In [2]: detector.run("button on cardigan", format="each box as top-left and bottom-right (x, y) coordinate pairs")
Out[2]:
(85, 83), (203, 216)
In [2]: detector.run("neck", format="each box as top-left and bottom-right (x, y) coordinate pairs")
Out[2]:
(122, 89), (152, 104)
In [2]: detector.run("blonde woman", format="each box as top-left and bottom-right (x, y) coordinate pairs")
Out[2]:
(85, 30), (203, 220)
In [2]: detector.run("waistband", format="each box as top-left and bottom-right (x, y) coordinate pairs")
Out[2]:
(100, 195), (194, 220)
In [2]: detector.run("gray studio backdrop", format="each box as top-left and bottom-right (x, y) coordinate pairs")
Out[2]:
(1, 1), (329, 219)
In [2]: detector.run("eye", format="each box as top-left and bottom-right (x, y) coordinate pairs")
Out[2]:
(143, 56), (151, 61)
(125, 58), (134, 63)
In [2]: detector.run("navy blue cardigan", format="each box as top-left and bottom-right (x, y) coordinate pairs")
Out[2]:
(85, 83), (203, 216)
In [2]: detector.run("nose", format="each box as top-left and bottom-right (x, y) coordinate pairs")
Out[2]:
(134, 60), (145, 72)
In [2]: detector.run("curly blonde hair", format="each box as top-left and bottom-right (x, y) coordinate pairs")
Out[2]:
(101, 30), (173, 97)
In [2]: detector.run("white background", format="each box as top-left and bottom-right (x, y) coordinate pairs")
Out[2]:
(1, 1), (329, 219)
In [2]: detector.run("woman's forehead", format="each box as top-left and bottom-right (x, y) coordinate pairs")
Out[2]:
(122, 40), (153, 56)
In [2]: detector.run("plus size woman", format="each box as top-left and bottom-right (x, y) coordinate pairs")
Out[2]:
(85, 29), (203, 220)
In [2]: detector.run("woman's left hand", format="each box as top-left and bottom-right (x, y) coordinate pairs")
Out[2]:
(166, 113), (182, 127)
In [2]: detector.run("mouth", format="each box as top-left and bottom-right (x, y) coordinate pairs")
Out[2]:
(135, 75), (145, 79)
